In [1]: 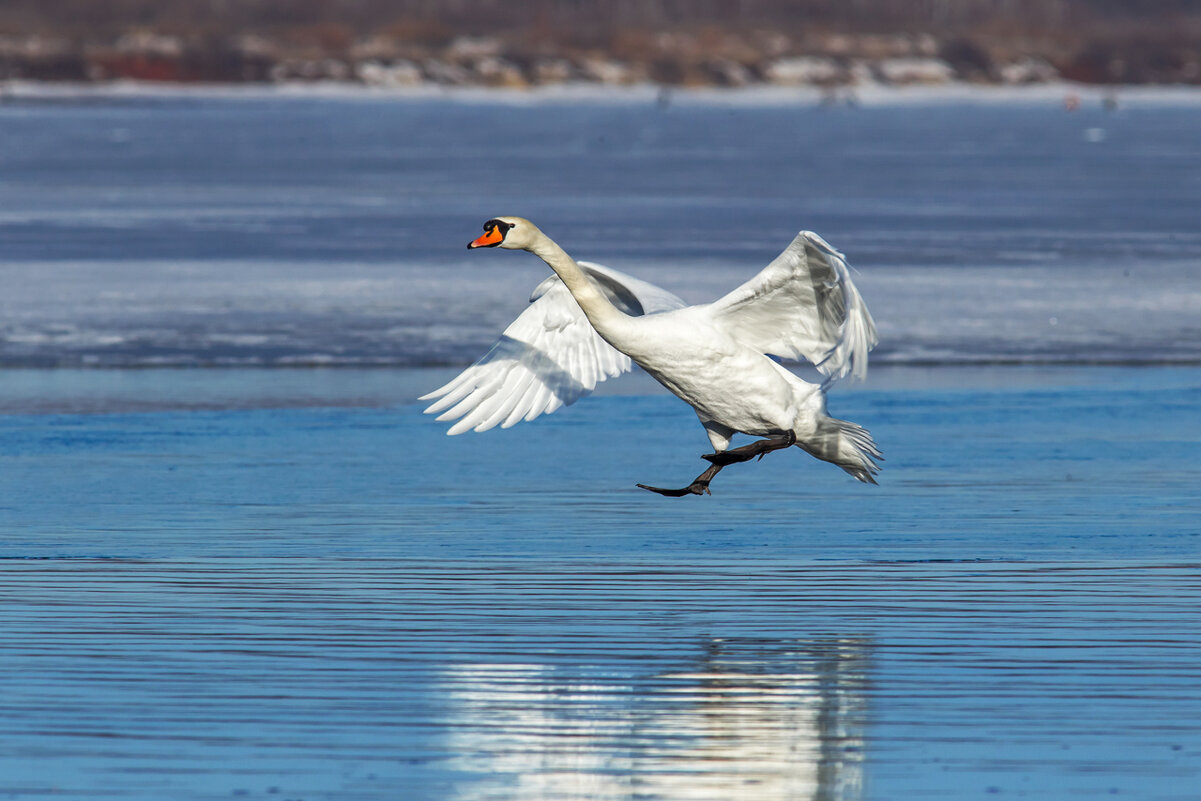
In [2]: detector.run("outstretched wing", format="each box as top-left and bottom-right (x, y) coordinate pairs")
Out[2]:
(705, 231), (877, 382)
(421, 262), (686, 435)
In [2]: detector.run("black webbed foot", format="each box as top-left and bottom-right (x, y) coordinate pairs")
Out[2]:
(637, 463), (721, 497)
(636, 481), (711, 497)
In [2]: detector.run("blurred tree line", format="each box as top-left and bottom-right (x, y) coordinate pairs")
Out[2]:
(3, 0), (1198, 38)
(2, 0), (1199, 84)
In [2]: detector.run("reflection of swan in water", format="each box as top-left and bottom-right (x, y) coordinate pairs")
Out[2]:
(440, 638), (868, 801)
(639, 638), (867, 800)
(439, 663), (635, 799)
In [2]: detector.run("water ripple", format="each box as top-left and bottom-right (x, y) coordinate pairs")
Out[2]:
(2, 559), (1199, 800)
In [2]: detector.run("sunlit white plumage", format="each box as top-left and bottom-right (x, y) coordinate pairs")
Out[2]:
(707, 230), (874, 384)
(421, 261), (686, 435)
(422, 217), (880, 492)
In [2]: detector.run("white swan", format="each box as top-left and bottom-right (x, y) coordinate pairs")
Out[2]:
(421, 217), (880, 495)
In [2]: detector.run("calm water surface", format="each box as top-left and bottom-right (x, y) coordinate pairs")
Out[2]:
(2, 366), (1200, 800)
(4, 558), (1199, 801)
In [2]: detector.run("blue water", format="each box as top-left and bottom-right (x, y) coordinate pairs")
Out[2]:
(1, 366), (1198, 561)
(1, 90), (1200, 800)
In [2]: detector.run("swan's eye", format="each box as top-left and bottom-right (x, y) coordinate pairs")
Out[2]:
(483, 218), (515, 236)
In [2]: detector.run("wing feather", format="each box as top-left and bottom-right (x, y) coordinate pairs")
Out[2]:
(422, 262), (685, 434)
(501, 377), (539, 429)
(705, 231), (877, 382)
(421, 372), (474, 415)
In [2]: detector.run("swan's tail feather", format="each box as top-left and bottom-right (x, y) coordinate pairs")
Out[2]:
(800, 416), (882, 484)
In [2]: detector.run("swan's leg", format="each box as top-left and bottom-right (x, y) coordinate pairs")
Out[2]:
(702, 430), (796, 466)
(636, 428), (795, 497)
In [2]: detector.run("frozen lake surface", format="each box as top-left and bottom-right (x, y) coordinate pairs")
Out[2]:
(1, 91), (1199, 368)
(0, 91), (1199, 799)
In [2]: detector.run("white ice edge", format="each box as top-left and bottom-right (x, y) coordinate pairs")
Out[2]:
(5, 78), (1201, 108)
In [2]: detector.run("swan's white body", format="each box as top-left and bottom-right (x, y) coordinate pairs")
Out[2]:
(423, 217), (881, 486)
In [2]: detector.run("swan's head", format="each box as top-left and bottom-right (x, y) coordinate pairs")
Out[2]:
(467, 216), (537, 250)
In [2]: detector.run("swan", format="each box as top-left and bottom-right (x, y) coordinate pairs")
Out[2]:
(421, 216), (880, 496)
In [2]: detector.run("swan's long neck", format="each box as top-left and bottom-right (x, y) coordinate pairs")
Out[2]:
(529, 234), (633, 342)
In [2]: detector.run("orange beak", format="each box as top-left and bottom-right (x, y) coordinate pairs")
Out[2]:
(468, 226), (505, 249)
